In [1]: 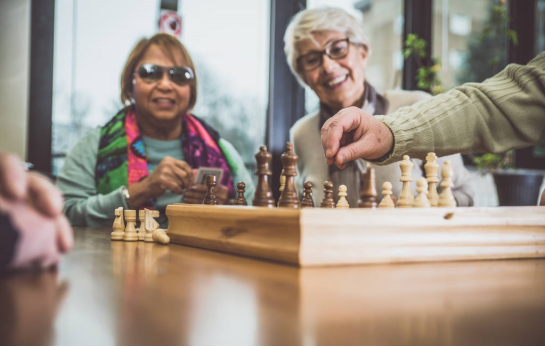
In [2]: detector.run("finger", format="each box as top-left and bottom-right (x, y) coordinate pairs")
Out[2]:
(162, 179), (184, 195)
(321, 108), (362, 161)
(56, 215), (74, 253)
(172, 160), (194, 187)
(0, 152), (27, 200)
(333, 140), (374, 169)
(28, 172), (64, 217)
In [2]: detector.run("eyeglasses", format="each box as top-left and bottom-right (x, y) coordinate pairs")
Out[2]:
(136, 64), (195, 85)
(297, 38), (351, 71)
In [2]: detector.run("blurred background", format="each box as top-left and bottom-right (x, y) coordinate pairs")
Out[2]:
(1, 0), (544, 206)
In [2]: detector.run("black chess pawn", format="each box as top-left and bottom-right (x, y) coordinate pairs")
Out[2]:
(301, 181), (315, 208)
(203, 175), (219, 205)
(278, 142), (300, 208)
(320, 180), (336, 208)
(234, 181), (248, 206)
(252, 146), (275, 207)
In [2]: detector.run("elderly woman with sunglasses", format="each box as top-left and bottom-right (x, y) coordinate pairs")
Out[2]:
(57, 33), (254, 227)
(285, 7), (473, 207)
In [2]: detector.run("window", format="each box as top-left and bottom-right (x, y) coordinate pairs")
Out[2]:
(432, 0), (511, 91)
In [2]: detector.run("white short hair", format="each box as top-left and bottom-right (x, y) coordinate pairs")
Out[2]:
(284, 7), (371, 86)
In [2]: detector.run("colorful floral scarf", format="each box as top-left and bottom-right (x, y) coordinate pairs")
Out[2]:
(96, 107), (236, 205)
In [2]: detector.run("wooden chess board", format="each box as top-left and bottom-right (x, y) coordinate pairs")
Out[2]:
(165, 204), (545, 267)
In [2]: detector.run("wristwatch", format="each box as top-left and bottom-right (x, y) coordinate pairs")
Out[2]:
(121, 186), (133, 209)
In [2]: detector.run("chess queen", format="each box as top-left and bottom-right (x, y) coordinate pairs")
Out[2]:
(57, 34), (255, 228)
(284, 7), (474, 207)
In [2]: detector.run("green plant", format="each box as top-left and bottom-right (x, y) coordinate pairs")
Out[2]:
(473, 150), (515, 175)
(403, 34), (442, 95)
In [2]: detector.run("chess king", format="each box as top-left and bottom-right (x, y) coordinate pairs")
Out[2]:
(284, 7), (475, 207)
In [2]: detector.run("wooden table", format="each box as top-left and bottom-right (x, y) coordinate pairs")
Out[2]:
(1, 227), (544, 345)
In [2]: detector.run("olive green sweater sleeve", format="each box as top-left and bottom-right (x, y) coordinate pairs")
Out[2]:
(376, 51), (545, 164)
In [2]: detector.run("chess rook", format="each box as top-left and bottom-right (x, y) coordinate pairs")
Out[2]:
(111, 207), (125, 241)
(203, 175), (219, 205)
(234, 181), (248, 206)
(123, 210), (138, 241)
(358, 165), (377, 208)
(252, 146), (275, 207)
(425, 152), (440, 207)
(320, 180), (336, 208)
(278, 142), (300, 208)
(301, 181), (315, 208)
(397, 155), (415, 208)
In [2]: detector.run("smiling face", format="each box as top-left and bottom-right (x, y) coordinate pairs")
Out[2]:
(298, 30), (368, 113)
(133, 44), (191, 136)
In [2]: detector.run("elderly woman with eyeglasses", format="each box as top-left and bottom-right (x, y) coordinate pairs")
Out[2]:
(285, 7), (474, 207)
(57, 33), (254, 227)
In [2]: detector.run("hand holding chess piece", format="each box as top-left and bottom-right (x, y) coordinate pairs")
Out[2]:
(0, 152), (73, 270)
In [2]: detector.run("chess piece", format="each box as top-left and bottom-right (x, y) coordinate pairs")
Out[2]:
(439, 160), (457, 207)
(152, 229), (170, 245)
(143, 209), (160, 242)
(203, 175), (219, 205)
(278, 142), (300, 208)
(138, 210), (147, 241)
(378, 182), (395, 208)
(397, 155), (414, 208)
(301, 181), (315, 208)
(111, 207), (125, 240)
(123, 210), (138, 241)
(358, 164), (377, 208)
(277, 174), (285, 207)
(320, 180), (336, 208)
(252, 146), (275, 207)
(336, 185), (350, 208)
(413, 177), (431, 207)
(234, 181), (248, 206)
(425, 152), (440, 207)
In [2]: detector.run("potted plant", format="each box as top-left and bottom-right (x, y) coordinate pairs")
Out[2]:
(473, 151), (544, 206)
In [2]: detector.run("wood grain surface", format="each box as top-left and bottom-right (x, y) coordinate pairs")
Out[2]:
(1, 227), (544, 345)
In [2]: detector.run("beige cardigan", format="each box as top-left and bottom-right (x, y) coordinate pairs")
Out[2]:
(290, 89), (474, 207)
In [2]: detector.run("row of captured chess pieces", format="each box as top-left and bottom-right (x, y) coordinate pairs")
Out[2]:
(202, 143), (456, 208)
(111, 207), (170, 244)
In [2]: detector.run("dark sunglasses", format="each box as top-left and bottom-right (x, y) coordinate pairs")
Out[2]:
(136, 63), (194, 85)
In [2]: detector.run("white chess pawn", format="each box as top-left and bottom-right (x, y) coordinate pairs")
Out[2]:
(111, 207), (125, 241)
(378, 182), (395, 208)
(336, 184), (350, 208)
(425, 152), (440, 207)
(123, 210), (139, 241)
(413, 177), (431, 208)
(398, 155), (414, 208)
(439, 160), (457, 207)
